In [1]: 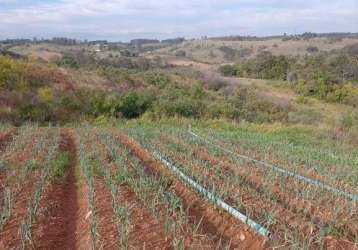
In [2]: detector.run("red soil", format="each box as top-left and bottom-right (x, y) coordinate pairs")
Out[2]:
(118, 184), (172, 249)
(214, 135), (356, 194)
(93, 179), (121, 249)
(112, 131), (268, 250)
(94, 131), (219, 249)
(92, 131), (172, 249)
(4, 128), (354, 249)
(29, 129), (92, 250)
(0, 132), (52, 249)
(161, 133), (358, 247)
(0, 171), (40, 249)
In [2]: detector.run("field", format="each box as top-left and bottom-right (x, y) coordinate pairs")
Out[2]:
(0, 123), (357, 249)
(1, 32), (358, 249)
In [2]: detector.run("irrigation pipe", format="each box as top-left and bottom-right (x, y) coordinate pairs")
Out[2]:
(153, 151), (270, 237)
(188, 130), (358, 202)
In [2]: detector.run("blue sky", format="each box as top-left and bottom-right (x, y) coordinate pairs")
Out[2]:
(0, 0), (357, 41)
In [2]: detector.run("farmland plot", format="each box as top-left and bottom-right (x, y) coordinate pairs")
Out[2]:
(0, 125), (357, 249)
(125, 126), (358, 249)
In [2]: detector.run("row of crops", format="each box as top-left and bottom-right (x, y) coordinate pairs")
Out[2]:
(76, 127), (250, 248)
(0, 126), (66, 248)
(1, 125), (357, 249)
(2, 126), (236, 249)
(124, 125), (358, 248)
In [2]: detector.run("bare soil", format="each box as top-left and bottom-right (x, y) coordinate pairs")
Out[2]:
(160, 133), (358, 248)
(113, 131), (268, 250)
(29, 129), (89, 250)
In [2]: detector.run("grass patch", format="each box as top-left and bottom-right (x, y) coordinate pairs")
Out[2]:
(52, 152), (70, 178)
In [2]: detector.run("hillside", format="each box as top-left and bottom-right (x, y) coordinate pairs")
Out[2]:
(156, 36), (358, 64)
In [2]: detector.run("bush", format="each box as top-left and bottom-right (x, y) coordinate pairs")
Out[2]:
(222, 53), (290, 80)
(56, 54), (79, 69)
(206, 77), (227, 91)
(219, 65), (237, 76)
(118, 92), (153, 119)
(295, 95), (309, 104)
(0, 56), (24, 90)
(153, 98), (204, 118)
(326, 83), (358, 106)
(306, 46), (319, 53)
(175, 50), (186, 57)
(144, 71), (171, 88)
(100, 67), (134, 85)
(19, 103), (53, 122)
(231, 86), (288, 123)
(219, 46), (252, 60)
(287, 72), (298, 84)
(255, 54), (289, 80)
(37, 86), (54, 104)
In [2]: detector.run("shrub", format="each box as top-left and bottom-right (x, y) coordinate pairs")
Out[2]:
(255, 54), (289, 80)
(19, 103), (53, 122)
(24, 63), (68, 87)
(56, 54), (79, 69)
(100, 67), (134, 85)
(295, 95), (309, 104)
(326, 83), (358, 106)
(175, 50), (186, 57)
(206, 77), (227, 91)
(287, 72), (298, 84)
(37, 86), (54, 104)
(144, 71), (171, 88)
(219, 65), (237, 76)
(118, 92), (152, 119)
(222, 53), (290, 80)
(219, 46), (252, 60)
(306, 46), (319, 53)
(0, 56), (24, 90)
(231, 86), (288, 123)
(153, 98), (204, 118)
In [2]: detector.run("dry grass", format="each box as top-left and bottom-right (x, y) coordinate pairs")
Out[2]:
(156, 37), (358, 63)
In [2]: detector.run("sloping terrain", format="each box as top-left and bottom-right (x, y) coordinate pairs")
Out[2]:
(0, 125), (357, 249)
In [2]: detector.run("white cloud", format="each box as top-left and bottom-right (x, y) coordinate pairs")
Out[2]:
(0, 0), (357, 40)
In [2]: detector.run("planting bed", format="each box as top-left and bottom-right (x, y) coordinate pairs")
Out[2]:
(125, 126), (358, 249)
(0, 125), (356, 249)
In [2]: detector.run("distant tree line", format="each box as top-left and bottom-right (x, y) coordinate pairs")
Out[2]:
(209, 32), (358, 42)
(0, 37), (186, 49)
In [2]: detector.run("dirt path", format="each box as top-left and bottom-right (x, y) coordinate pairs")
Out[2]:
(30, 129), (90, 249)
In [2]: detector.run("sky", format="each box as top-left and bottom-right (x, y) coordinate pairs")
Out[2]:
(0, 0), (357, 41)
